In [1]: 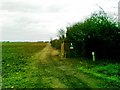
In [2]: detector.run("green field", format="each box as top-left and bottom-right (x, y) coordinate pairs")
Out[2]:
(2, 42), (120, 88)
(76, 58), (120, 88)
(2, 42), (46, 88)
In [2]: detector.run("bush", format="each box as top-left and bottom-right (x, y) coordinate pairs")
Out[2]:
(66, 11), (120, 61)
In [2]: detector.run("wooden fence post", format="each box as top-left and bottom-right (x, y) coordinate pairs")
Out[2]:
(61, 42), (64, 57)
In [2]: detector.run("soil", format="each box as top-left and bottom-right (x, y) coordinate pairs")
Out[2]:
(29, 43), (105, 88)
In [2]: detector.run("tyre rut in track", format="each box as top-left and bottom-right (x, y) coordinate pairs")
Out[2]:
(29, 43), (105, 88)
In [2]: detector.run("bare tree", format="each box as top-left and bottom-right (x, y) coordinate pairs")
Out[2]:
(57, 29), (65, 40)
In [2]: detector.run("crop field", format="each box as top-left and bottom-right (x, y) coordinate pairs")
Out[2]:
(2, 42), (120, 88)
(2, 42), (46, 88)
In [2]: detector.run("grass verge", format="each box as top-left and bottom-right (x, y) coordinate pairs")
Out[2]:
(77, 58), (120, 88)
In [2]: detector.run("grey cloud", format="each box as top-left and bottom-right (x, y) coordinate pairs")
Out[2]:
(1, 1), (65, 13)
(46, 5), (65, 13)
(2, 17), (39, 39)
(1, 0), (118, 41)
(2, 17), (31, 30)
(1, 1), (41, 13)
(2, 28), (55, 41)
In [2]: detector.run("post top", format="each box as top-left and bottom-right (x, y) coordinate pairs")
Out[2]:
(92, 52), (95, 55)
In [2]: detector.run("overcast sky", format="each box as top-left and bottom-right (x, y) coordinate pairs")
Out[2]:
(0, 0), (119, 41)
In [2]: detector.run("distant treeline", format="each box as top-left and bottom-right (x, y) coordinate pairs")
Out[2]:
(2, 41), (49, 43)
(51, 11), (120, 62)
